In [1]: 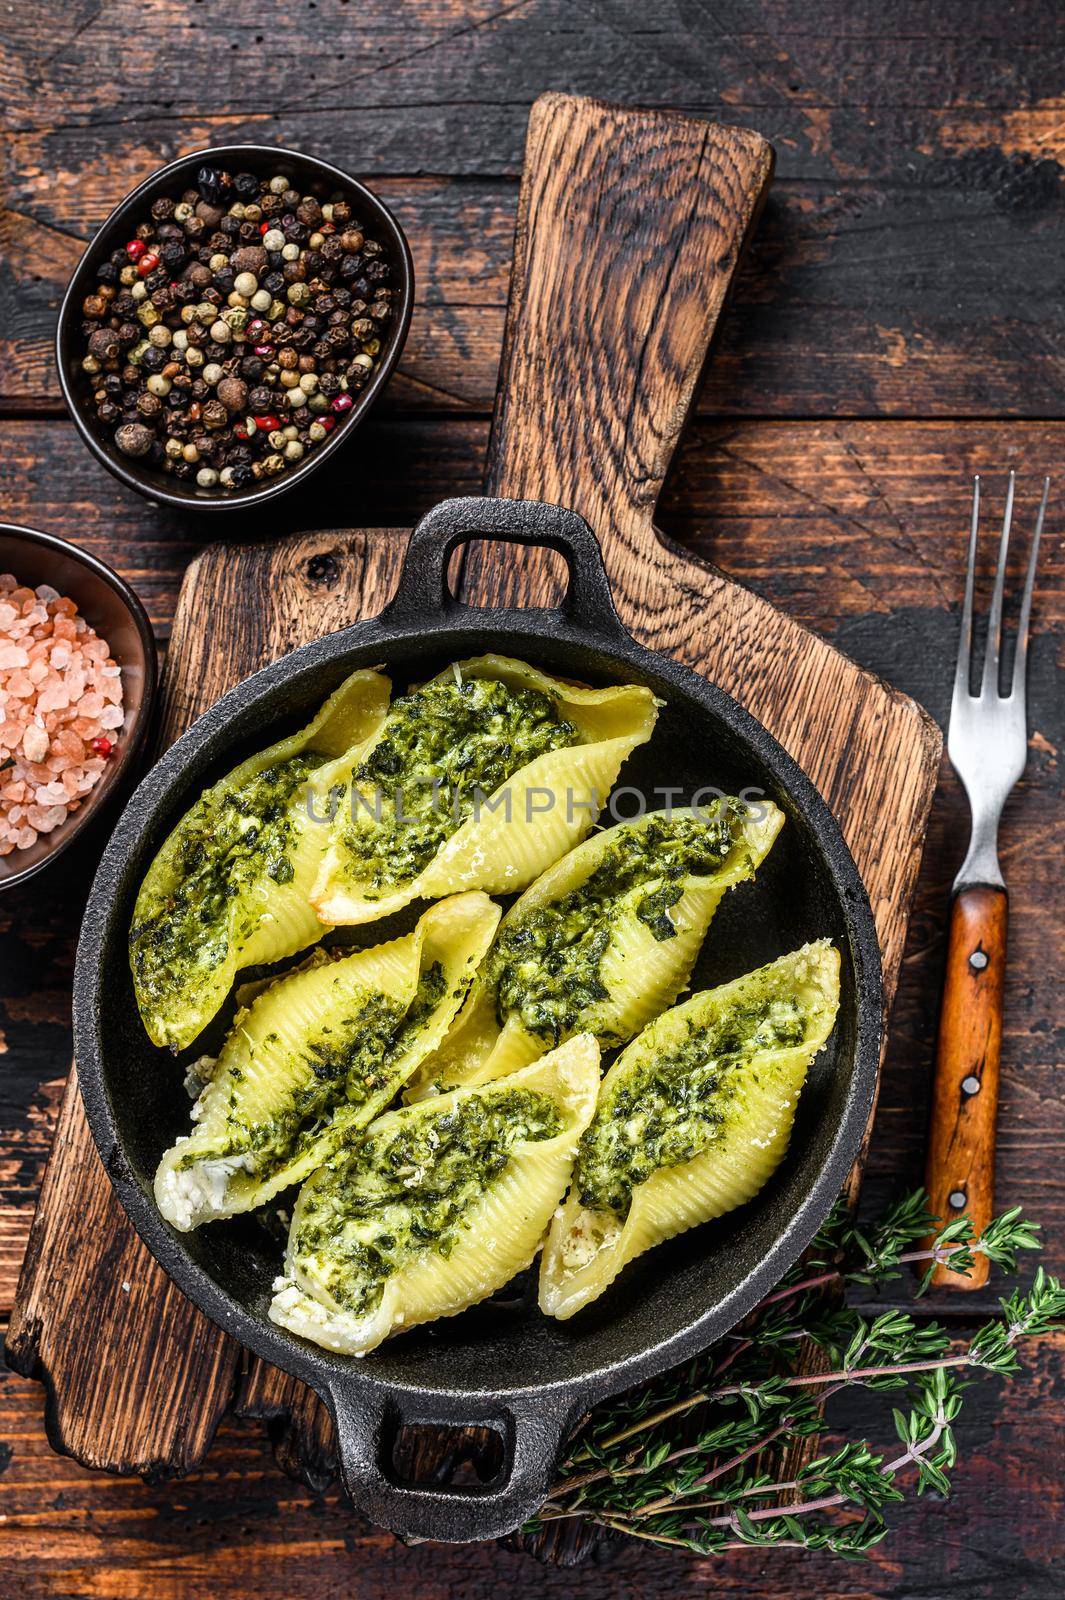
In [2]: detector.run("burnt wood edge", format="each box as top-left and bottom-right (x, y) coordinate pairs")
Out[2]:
(648, 523), (945, 759)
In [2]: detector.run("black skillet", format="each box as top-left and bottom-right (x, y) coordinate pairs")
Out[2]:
(74, 493), (881, 1544)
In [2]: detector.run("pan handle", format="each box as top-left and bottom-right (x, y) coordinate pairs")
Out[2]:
(381, 495), (631, 643)
(326, 1380), (574, 1543)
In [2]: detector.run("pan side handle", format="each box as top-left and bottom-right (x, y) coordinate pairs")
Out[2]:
(326, 1381), (575, 1544)
(381, 492), (631, 642)
(467, 91), (774, 607)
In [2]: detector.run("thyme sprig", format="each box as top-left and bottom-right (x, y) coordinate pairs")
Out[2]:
(527, 1193), (1061, 1557)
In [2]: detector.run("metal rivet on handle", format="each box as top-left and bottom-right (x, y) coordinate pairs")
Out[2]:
(961, 1075), (981, 1096)
(969, 949), (988, 971)
(948, 1189), (967, 1210)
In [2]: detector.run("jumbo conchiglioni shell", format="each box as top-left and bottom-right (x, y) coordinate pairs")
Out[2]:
(154, 892), (499, 1230)
(311, 655), (658, 925)
(131, 666), (391, 1051)
(405, 802), (784, 1100)
(269, 1034), (600, 1356)
(539, 942), (841, 1320)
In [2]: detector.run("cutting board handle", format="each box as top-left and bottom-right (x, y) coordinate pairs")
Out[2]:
(481, 92), (773, 582)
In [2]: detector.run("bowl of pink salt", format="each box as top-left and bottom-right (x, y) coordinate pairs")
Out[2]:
(0, 524), (157, 891)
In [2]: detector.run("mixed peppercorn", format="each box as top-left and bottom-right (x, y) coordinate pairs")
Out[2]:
(76, 164), (398, 493)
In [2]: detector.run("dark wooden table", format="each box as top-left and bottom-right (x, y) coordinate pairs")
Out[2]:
(1, 4), (1063, 1597)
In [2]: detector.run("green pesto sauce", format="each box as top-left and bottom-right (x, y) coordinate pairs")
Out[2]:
(131, 754), (321, 1008)
(181, 962), (448, 1176)
(295, 1087), (563, 1318)
(575, 990), (807, 1216)
(339, 676), (579, 895)
(490, 811), (746, 1045)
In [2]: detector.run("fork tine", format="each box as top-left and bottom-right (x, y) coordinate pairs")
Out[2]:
(981, 469), (1016, 696)
(955, 475), (980, 697)
(1011, 475), (1049, 700)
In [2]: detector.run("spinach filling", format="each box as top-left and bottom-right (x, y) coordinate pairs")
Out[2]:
(339, 676), (579, 895)
(295, 1087), (563, 1318)
(181, 962), (448, 1177)
(574, 992), (808, 1217)
(131, 753), (322, 1005)
(490, 811), (746, 1045)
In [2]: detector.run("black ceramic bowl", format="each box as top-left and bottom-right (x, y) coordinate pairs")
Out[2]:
(0, 523), (157, 892)
(57, 144), (414, 513)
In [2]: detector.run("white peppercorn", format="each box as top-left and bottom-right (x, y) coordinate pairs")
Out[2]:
(196, 466), (219, 488)
(233, 271), (258, 296)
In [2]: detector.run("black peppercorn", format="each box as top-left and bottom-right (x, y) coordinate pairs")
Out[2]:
(160, 242), (187, 273)
(240, 356), (264, 381)
(96, 261), (118, 286)
(140, 346), (165, 374)
(248, 386), (273, 412)
(263, 270), (286, 296)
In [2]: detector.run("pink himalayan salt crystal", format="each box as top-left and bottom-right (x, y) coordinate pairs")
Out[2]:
(0, 577), (124, 858)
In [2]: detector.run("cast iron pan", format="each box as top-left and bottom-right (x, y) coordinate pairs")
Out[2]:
(74, 496), (882, 1543)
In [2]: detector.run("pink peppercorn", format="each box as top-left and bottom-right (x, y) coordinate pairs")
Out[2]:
(330, 394), (353, 415)
(125, 239), (146, 260)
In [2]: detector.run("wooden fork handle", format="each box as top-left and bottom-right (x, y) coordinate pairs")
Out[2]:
(925, 884), (1008, 1289)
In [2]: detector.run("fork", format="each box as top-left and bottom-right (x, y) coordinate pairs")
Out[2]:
(925, 471), (1049, 1289)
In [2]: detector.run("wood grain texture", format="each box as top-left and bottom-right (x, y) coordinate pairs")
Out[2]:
(926, 885), (1009, 1290)
(5, 529), (409, 1479)
(0, 409), (1061, 1590)
(3, 4), (1065, 418)
(6, 93), (941, 1550)
(2, 0), (1064, 1587)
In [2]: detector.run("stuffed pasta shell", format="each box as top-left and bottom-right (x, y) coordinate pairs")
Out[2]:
(131, 667), (391, 1051)
(539, 942), (840, 1320)
(311, 655), (658, 925)
(154, 892), (499, 1230)
(406, 802), (784, 1100)
(270, 1034), (600, 1355)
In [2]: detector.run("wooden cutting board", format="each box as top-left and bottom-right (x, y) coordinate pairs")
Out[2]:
(6, 93), (941, 1558)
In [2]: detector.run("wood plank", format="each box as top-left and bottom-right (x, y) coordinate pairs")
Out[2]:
(5, 528), (409, 1478)
(1, 415), (1062, 1319)
(3, 1), (1065, 416)
(1, 1335), (1062, 1596)
(4, 94), (939, 1554)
